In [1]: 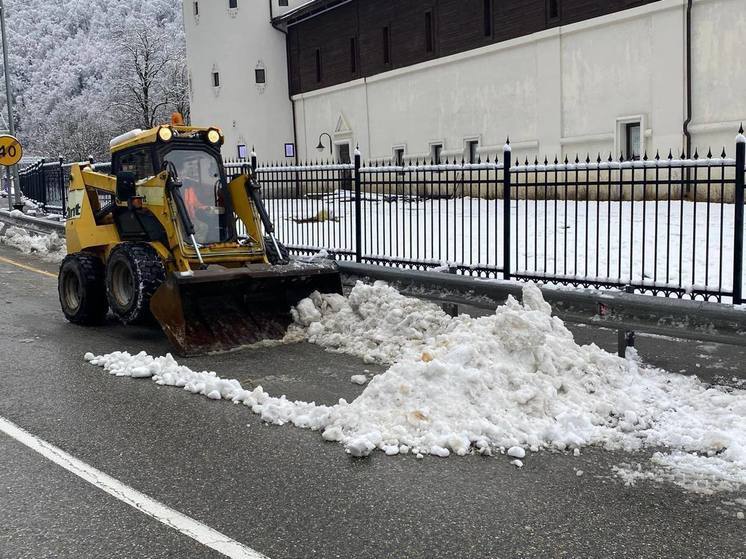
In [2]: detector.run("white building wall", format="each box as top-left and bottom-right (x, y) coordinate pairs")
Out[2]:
(183, 0), (303, 161)
(185, 0), (746, 164)
(290, 0), (744, 163)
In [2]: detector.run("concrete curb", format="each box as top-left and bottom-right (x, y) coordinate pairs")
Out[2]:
(0, 208), (65, 235)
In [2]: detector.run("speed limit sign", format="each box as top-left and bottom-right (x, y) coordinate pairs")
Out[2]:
(0, 135), (23, 166)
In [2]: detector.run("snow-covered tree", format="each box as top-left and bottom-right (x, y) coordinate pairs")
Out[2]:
(2, 0), (188, 160)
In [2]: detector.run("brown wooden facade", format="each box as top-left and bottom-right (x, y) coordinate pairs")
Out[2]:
(284, 0), (659, 95)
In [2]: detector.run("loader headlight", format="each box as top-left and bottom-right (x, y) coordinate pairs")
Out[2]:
(158, 126), (174, 142)
(206, 129), (222, 145)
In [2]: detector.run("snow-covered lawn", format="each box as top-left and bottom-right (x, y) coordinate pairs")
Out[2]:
(266, 193), (742, 295)
(0, 223), (66, 262)
(85, 282), (746, 494)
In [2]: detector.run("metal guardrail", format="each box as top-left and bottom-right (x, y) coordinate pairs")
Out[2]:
(337, 261), (746, 353)
(2, 210), (744, 353)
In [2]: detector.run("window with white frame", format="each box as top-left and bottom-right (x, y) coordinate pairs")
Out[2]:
(625, 122), (641, 160)
(193, 1), (199, 16)
(467, 140), (479, 164)
(212, 71), (220, 87)
(430, 143), (443, 164)
(229, 0), (238, 9)
(393, 147), (405, 167)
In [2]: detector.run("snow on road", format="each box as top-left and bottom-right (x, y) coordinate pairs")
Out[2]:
(0, 224), (66, 262)
(85, 282), (746, 493)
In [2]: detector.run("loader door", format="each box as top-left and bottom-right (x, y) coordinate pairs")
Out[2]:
(162, 148), (235, 245)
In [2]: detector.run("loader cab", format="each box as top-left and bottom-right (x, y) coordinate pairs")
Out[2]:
(111, 129), (236, 246)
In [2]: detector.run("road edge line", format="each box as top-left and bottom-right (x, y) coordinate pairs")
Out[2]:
(0, 415), (268, 559)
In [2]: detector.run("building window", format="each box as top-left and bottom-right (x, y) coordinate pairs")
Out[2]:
(483, 0), (492, 37)
(229, 0), (238, 9)
(431, 143), (443, 164)
(350, 38), (357, 74)
(255, 68), (266, 84)
(425, 11), (434, 53)
(212, 71), (220, 87)
(547, 0), (560, 23)
(193, 1), (199, 16)
(315, 49), (322, 83)
(279, 0), (288, 5)
(625, 122), (641, 160)
(394, 148), (404, 167)
(382, 26), (391, 65)
(467, 140), (479, 164)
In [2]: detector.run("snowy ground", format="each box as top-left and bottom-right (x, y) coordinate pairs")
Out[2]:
(0, 223), (66, 262)
(265, 192), (742, 296)
(85, 282), (746, 494)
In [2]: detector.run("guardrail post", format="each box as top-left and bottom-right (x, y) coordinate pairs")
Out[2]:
(503, 140), (512, 280)
(354, 146), (362, 263)
(617, 285), (636, 357)
(734, 129), (745, 305)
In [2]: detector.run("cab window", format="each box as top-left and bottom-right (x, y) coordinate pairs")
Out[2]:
(118, 148), (155, 181)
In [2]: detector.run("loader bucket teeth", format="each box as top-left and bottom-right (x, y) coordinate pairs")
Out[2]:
(149, 262), (342, 356)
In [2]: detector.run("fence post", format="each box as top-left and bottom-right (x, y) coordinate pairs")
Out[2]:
(250, 147), (257, 173)
(39, 157), (47, 210)
(503, 140), (512, 280)
(354, 145), (362, 263)
(734, 129), (745, 305)
(59, 156), (66, 215)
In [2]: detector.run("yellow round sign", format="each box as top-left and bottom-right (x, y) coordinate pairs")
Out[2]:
(0, 135), (23, 166)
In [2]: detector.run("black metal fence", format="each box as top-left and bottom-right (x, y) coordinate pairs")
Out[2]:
(18, 158), (112, 215)
(229, 136), (745, 304)
(20, 137), (745, 304)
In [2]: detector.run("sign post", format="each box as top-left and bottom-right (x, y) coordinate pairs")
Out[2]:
(0, 0), (21, 210)
(0, 134), (21, 209)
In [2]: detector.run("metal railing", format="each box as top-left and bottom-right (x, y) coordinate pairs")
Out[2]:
(22, 134), (745, 304)
(229, 135), (746, 304)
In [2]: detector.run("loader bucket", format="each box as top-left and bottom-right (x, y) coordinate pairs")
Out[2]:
(149, 261), (342, 356)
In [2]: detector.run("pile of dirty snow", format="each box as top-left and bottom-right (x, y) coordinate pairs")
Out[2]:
(85, 282), (746, 492)
(0, 224), (66, 262)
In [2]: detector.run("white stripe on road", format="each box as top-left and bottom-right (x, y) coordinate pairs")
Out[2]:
(0, 415), (269, 559)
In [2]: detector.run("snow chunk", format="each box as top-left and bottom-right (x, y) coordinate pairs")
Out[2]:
(507, 446), (526, 459)
(350, 374), (368, 385)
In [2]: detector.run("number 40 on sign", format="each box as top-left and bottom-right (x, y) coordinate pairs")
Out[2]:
(0, 134), (23, 167)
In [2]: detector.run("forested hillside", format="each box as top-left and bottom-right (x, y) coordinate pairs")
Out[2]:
(3, 0), (187, 160)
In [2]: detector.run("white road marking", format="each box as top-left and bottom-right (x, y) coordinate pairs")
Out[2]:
(0, 415), (269, 559)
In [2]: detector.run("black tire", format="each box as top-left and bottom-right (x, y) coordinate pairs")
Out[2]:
(105, 243), (166, 324)
(58, 253), (109, 325)
(264, 235), (290, 265)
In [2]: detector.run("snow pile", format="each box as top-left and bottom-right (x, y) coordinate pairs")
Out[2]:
(0, 226), (66, 262)
(84, 282), (746, 491)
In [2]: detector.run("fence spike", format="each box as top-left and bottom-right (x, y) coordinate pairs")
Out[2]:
(596, 153), (602, 163)
(680, 149), (686, 159)
(585, 153), (591, 164)
(740, 123), (744, 134)
(554, 155), (559, 164)
(668, 149), (673, 160)
(505, 136), (510, 145)
(524, 156), (529, 165)
(643, 151), (648, 161)
(574, 154), (579, 164)
(707, 147), (712, 159)
(655, 149), (660, 160)
(693, 147), (699, 159)
(608, 152), (613, 162)
(722, 147), (727, 158)
(534, 156), (539, 165)
(619, 152), (625, 162)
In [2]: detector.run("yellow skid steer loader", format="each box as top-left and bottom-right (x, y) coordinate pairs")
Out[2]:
(58, 121), (341, 355)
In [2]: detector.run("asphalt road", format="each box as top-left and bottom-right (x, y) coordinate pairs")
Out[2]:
(0, 243), (744, 559)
